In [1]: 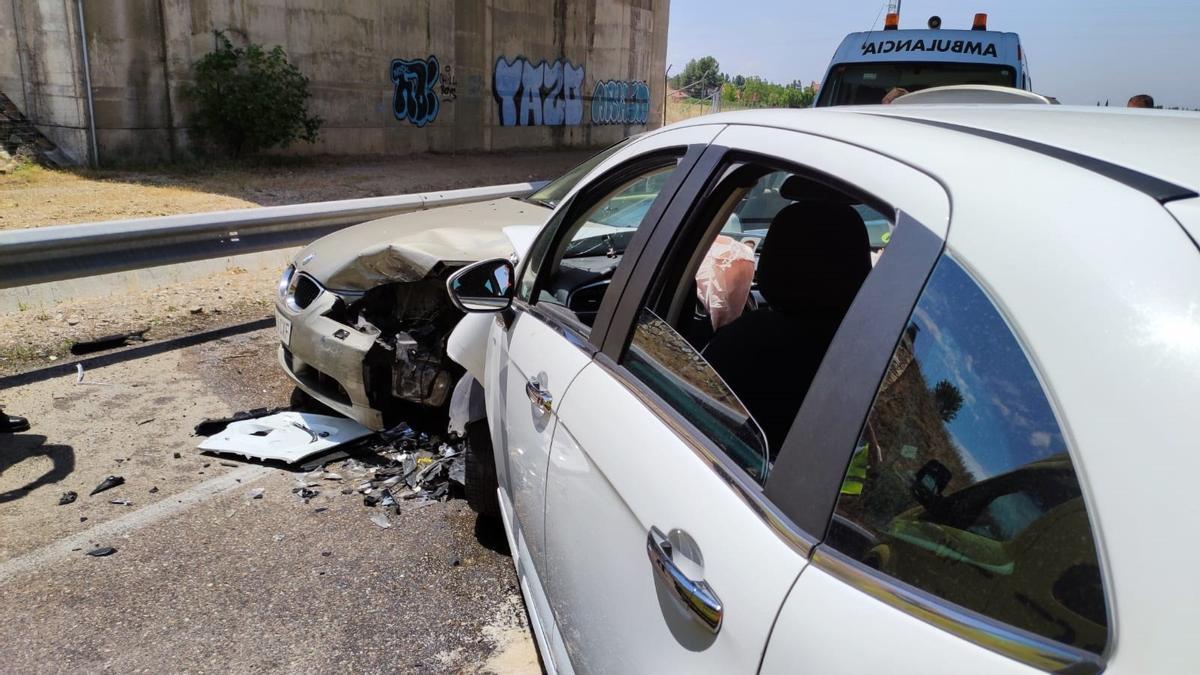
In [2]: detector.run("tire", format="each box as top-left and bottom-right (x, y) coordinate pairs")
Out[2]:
(464, 419), (501, 522)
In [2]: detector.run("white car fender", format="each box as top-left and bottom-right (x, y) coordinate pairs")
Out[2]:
(446, 372), (487, 436)
(447, 311), (492, 384)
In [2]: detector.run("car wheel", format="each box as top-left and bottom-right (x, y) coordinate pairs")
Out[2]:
(464, 419), (500, 522)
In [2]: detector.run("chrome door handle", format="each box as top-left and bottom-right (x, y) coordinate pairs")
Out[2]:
(646, 526), (723, 632)
(525, 377), (552, 414)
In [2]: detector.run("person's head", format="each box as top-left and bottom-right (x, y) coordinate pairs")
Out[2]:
(1128, 94), (1155, 108)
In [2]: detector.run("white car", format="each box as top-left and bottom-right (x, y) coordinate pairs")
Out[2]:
(445, 106), (1200, 674)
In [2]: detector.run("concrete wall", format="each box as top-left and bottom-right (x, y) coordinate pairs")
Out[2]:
(3, 0), (669, 165)
(0, 0), (89, 164)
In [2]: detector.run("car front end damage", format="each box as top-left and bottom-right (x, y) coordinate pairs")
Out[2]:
(278, 258), (487, 430)
(274, 199), (549, 430)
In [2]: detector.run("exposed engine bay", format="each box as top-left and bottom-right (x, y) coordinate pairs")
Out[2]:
(337, 269), (464, 415)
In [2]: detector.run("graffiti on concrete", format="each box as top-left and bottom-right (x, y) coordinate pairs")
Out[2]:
(465, 74), (483, 98)
(391, 56), (441, 127)
(440, 63), (457, 102)
(591, 80), (651, 125)
(493, 56), (584, 127)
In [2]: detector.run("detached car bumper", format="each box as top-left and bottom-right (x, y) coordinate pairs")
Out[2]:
(276, 287), (385, 430)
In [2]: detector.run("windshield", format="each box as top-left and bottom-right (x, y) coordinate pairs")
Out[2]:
(525, 136), (640, 209)
(818, 61), (1015, 106)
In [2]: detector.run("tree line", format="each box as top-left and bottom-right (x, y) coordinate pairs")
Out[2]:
(670, 55), (817, 109)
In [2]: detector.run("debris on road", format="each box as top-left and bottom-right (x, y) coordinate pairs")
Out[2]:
(279, 421), (470, 527)
(89, 475), (125, 496)
(86, 547), (117, 557)
(191, 409), (467, 526)
(58, 491), (77, 505)
(109, 498), (132, 506)
(197, 411), (371, 463)
(69, 328), (149, 355)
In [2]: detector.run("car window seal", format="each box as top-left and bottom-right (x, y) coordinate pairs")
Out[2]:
(810, 545), (1105, 674)
(512, 298), (598, 357)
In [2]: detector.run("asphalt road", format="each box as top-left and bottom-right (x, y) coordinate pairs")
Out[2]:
(0, 326), (538, 673)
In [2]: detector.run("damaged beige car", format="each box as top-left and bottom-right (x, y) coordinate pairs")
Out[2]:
(275, 140), (633, 431)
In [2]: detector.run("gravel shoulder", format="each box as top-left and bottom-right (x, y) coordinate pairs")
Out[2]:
(0, 265), (278, 376)
(0, 328), (537, 673)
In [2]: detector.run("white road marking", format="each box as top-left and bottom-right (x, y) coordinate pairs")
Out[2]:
(0, 464), (270, 584)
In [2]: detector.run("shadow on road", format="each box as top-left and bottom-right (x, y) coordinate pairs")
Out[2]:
(0, 434), (76, 503)
(474, 513), (512, 556)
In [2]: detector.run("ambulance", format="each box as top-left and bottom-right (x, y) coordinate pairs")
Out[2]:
(816, 11), (1031, 106)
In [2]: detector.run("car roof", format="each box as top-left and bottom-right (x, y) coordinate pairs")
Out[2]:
(669, 105), (1200, 196)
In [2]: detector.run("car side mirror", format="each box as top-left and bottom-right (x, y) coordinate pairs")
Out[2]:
(447, 258), (516, 313)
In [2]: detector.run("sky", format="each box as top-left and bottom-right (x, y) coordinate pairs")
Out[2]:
(666, 0), (1200, 107)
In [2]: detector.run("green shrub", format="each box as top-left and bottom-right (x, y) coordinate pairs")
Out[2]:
(185, 32), (322, 157)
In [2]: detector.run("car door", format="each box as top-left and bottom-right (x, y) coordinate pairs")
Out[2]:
(540, 125), (952, 672)
(760, 257), (1111, 675)
(487, 124), (726, 671)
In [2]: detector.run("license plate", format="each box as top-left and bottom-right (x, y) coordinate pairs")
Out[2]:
(277, 314), (292, 347)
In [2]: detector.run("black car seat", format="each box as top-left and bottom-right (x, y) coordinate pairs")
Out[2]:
(703, 202), (872, 457)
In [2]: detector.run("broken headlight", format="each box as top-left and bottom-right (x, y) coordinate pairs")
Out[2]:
(278, 265), (295, 302)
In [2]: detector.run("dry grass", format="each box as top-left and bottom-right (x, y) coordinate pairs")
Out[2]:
(0, 150), (595, 231)
(665, 96), (761, 124)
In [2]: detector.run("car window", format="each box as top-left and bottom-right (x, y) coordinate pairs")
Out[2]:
(825, 256), (1108, 656)
(618, 163), (891, 484)
(518, 161), (680, 330)
(525, 136), (638, 209)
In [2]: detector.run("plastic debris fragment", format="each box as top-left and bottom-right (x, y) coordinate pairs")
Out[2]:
(89, 475), (124, 496)
(369, 513), (391, 529)
(58, 491), (78, 505)
(86, 547), (116, 557)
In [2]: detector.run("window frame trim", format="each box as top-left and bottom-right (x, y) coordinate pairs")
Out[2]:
(764, 210), (946, 536)
(809, 545), (1106, 674)
(513, 144), (709, 351)
(797, 250), (1112, 673)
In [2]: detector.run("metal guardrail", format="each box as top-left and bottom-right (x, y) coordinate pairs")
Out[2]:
(0, 181), (547, 290)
